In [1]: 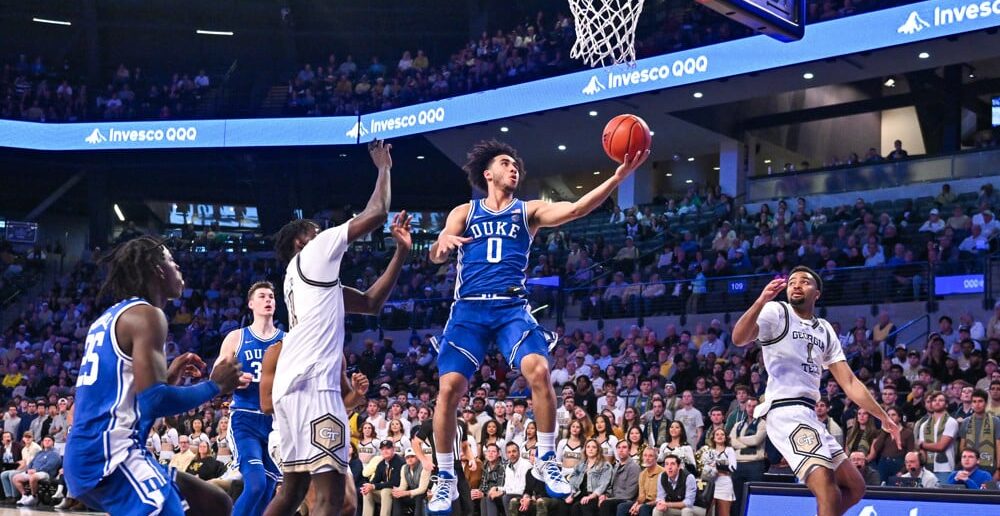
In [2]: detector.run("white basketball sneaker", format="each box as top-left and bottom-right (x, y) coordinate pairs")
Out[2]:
(427, 471), (459, 515)
(532, 451), (573, 498)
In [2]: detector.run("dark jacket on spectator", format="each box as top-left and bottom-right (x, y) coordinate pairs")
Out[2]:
(0, 442), (22, 472)
(15, 414), (34, 441)
(186, 456), (226, 481)
(372, 454), (405, 490)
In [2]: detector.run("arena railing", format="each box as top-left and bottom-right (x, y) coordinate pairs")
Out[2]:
(357, 261), (984, 332)
(746, 146), (1000, 202)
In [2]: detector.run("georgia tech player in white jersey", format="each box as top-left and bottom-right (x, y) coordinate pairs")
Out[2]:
(264, 140), (397, 516)
(732, 266), (900, 516)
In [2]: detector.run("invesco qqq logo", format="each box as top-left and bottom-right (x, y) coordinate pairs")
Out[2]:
(84, 126), (198, 145)
(898, 1), (1000, 35)
(347, 107), (446, 137)
(582, 55), (709, 95)
(964, 277), (985, 289)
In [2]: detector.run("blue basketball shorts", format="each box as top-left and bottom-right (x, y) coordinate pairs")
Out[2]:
(76, 448), (187, 516)
(433, 298), (557, 378)
(230, 409), (282, 482)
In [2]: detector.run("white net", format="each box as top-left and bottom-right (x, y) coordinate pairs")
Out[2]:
(569, 0), (645, 67)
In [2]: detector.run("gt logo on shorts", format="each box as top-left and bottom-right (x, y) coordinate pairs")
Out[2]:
(310, 414), (347, 458)
(789, 424), (822, 455)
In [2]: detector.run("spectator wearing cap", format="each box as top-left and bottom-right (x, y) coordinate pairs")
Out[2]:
(362, 440), (404, 516)
(51, 398), (68, 454)
(919, 209), (945, 233)
(392, 448), (430, 516)
(976, 359), (999, 392)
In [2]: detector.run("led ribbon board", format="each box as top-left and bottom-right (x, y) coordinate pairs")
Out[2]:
(2, 0), (999, 150)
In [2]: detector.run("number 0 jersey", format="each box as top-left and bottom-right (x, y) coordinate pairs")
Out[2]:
(230, 326), (284, 412)
(456, 198), (532, 299)
(753, 301), (846, 417)
(65, 298), (153, 495)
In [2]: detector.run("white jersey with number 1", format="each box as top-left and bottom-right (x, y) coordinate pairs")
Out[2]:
(273, 223), (349, 402)
(753, 300), (847, 418)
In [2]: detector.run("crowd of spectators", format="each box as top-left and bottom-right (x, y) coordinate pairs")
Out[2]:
(1, 178), (1000, 510)
(3, 232), (1000, 510)
(283, 0), (917, 117)
(0, 2), (954, 124)
(0, 54), (213, 122)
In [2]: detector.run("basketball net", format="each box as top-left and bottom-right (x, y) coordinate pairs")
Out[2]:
(569, 0), (645, 68)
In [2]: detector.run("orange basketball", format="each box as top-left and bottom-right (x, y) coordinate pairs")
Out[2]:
(602, 114), (651, 163)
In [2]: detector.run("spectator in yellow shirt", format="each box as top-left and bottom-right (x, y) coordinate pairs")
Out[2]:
(2, 364), (23, 389)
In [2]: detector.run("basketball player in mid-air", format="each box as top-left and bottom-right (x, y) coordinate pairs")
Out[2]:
(426, 140), (648, 515)
(214, 281), (284, 516)
(64, 237), (248, 515)
(731, 266), (901, 516)
(263, 140), (410, 516)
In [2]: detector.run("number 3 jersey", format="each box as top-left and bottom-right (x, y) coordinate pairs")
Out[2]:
(753, 301), (847, 418)
(65, 297), (154, 495)
(456, 198), (532, 299)
(230, 326), (284, 412)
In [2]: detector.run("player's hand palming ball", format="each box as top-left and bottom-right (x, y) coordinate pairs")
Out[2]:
(602, 114), (652, 163)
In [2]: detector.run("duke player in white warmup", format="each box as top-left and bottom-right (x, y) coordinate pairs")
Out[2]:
(426, 140), (648, 515)
(731, 266), (901, 516)
(264, 140), (411, 516)
(214, 281), (284, 516)
(64, 237), (247, 515)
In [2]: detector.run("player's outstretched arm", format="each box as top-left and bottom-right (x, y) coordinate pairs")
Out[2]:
(732, 278), (785, 346)
(344, 211), (412, 315)
(347, 139), (393, 243)
(828, 361), (902, 448)
(429, 203), (472, 264)
(126, 305), (245, 420)
(259, 340), (283, 414)
(527, 150), (649, 232)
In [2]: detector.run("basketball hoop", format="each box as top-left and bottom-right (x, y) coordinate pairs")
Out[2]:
(568, 0), (645, 68)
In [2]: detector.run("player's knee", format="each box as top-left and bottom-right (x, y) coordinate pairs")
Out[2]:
(438, 376), (466, 403)
(520, 354), (550, 384)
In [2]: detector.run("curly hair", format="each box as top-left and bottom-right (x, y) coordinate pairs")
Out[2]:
(462, 139), (526, 192)
(274, 219), (319, 264)
(98, 236), (169, 303)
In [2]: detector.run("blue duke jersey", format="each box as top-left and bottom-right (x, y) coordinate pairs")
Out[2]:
(456, 198), (532, 298)
(65, 298), (154, 495)
(230, 326), (284, 412)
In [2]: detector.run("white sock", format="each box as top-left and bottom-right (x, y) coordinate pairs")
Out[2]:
(436, 452), (455, 476)
(537, 430), (557, 457)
